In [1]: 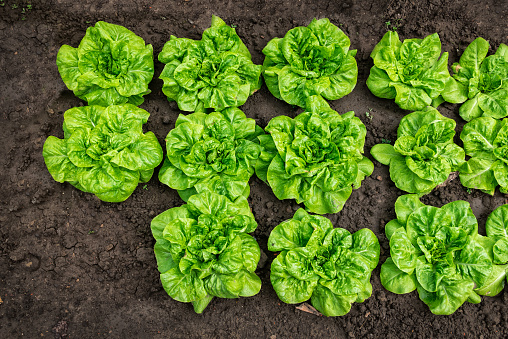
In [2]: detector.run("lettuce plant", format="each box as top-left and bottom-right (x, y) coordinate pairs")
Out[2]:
(371, 107), (465, 194)
(255, 96), (373, 214)
(459, 117), (508, 194)
(43, 105), (163, 202)
(151, 191), (261, 313)
(442, 38), (508, 121)
(268, 209), (379, 316)
(262, 18), (358, 108)
(485, 205), (508, 269)
(56, 21), (154, 106)
(470, 204), (508, 298)
(159, 108), (263, 202)
(158, 16), (261, 112)
(380, 195), (500, 315)
(367, 31), (452, 111)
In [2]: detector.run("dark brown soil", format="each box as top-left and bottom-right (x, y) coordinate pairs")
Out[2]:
(1, 0), (507, 338)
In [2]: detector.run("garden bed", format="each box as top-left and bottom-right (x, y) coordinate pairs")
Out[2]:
(1, 0), (507, 337)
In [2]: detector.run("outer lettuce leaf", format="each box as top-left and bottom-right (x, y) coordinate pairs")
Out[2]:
(159, 108), (262, 202)
(158, 16), (261, 112)
(43, 104), (162, 202)
(370, 107), (464, 194)
(460, 117), (508, 194)
(262, 18), (357, 108)
(256, 96), (371, 214)
(367, 31), (451, 111)
(443, 38), (508, 121)
(56, 21), (154, 106)
(381, 194), (496, 315)
(268, 210), (379, 316)
(151, 192), (261, 313)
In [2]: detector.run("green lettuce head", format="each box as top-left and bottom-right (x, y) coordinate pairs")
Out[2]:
(159, 108), (264, 202)
(256, 95), (373, 214)
(268, 209), (379, 316)
(158, 16), (262, 112)
(56, 21), (154, 106)
(151, 191), (261, 313)
(459, 117), (508, 194)
(380, 195), (499, 315)
(485, 205), (508, 267)
(442, 38), (508, 121)
(262, 18), (358, 108)
(370, 107), (465, 194)
(43, 104), (163, 202)
(367, 31), (451, 111)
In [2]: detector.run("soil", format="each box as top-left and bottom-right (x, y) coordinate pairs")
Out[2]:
(1, 0), (507, 338)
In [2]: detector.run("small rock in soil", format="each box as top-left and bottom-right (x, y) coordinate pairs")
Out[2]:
(9, 247), (26, 262)
(52, 320), (68, 339)
(136, 248), (153, 262)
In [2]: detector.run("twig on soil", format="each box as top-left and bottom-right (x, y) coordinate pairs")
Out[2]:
(296, 303), (322, 316)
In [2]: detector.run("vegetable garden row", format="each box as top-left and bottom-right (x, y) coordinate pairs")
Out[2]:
(41, 16), (508, 316)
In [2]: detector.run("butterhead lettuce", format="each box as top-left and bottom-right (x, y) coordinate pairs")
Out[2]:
(268, 209), (379, 316)
(159, 108), (263, 202)
(367, 31), (451, 111)
(442, 38), (508, 121)
(56, 21), (154, 106)
(370, 107), (465, 194)
(262, 18), (358, 108)
(43, 104), (163, 202)
(380, 195), (498, 315)
(256, 95), (373, 214)
(151, 191), (261, 313)
(158, 16), (261, 112)
(459, 117), (508, 194)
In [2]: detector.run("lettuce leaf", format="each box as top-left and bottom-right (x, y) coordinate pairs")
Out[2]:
(158, 16), (261, 112)
(256, 95), (372, 214)
(370, 107), (464, 194)
(268, 209), (379, 316)
(43, 105), (163, 202)
(56, 21), (154, 106)
(262, 18), (357, 108)
(367, 31), (451, 111)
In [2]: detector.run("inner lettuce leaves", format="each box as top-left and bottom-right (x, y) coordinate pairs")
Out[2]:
(442, 38), (508, 121)
(367, 31), (452, 111)
(159, 108), (264, 202)
(255, 95), (373, 214)
(56, 21), (154, 106)
(380, 194), (502, 315)
(43, 104), (163, 202)
(158, 16), (261, 112)
(262, 18), (358, 108)
(268, 208), (379, 316)
(459, 117), (508, 194)
(370, 107), (465, 194)
(151, 191), (261, 313)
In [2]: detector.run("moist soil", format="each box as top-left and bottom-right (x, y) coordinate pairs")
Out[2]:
(1, 0), (507, 338)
